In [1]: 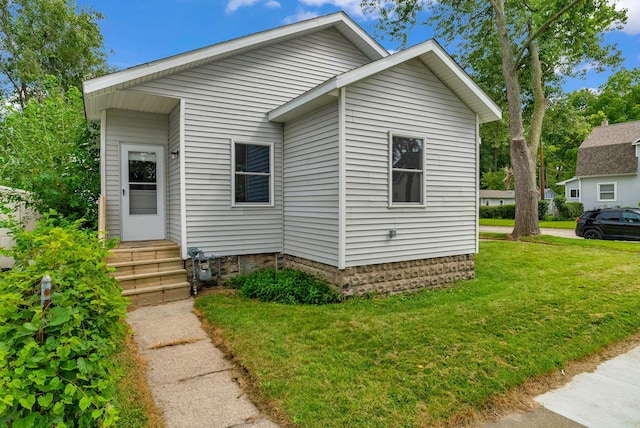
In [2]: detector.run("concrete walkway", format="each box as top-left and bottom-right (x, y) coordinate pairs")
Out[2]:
(484, 346), (640, 427)
(126, 299), (279, 428)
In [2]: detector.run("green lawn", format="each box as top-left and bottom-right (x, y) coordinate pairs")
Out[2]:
(195, 238), (640, 427)
(479, 218), (576, 229)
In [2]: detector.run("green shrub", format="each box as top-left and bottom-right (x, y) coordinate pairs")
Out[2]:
(554, 196), (584, 220)
(479, 204), (516, 219)
(226, 268), (341, 305)
(0, 212), (128, 427)
(538, 200), (549, 220)
(565, 202), (584, 219)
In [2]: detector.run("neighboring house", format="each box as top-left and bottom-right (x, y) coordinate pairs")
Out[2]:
(0, 186), (37, 269)
(479, 190), (515, 206)
(83, 12), (501, 296)
(543, 188), (557, 215)
(558, 120), (640, 210)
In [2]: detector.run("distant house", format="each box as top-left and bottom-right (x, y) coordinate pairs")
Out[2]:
(479, 190), (515, 206)
(558, 120), (640, 210)
(83, 12), (501, 299)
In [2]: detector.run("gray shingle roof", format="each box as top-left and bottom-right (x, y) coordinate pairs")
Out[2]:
(575, 120), (640, 177)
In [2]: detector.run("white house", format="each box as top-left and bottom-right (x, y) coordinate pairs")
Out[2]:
(83, 12), (501, 300)
(479, 190), (515, 207)
(558, 120), (640, 210)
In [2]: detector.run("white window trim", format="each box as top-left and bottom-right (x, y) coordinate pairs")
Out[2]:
(597, 182), (617, 202)
(570, 188), (579, 198)
(231, 140), (274, 207)
(388, 131), (427, 208)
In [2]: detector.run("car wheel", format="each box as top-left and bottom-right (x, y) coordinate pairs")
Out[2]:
(583, 229), (602, 240)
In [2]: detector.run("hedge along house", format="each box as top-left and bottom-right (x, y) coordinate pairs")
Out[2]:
(83, 12), (501, 303)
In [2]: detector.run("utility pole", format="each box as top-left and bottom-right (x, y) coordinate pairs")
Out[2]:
(539, 141), (546, 200)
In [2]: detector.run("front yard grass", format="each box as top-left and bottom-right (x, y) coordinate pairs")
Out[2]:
(195, 239), (640, 427)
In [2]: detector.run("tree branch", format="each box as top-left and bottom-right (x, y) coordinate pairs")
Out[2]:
(512, 0), (584, 72)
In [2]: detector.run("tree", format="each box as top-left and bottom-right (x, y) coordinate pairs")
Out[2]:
(0, 78), (100, 226)
(0, 0), (110, 106)
(540, 97), (592, 193)
(363, 0), (626, 239)
(573, 68), (640, 125)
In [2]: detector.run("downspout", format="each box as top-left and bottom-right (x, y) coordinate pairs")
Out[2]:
(338, 88), (347, 270)
(100, 110), (107, 196)
(179, 99), (188, 259)
(475, 113), (481, 254)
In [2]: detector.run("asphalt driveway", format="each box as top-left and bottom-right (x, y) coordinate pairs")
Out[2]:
(479, 226), (579, 239)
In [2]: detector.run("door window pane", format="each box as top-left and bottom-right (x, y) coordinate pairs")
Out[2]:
(129, 151), (157, 215)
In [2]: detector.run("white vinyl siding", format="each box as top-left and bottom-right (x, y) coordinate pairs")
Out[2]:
(104, 110), (169, 239)
(283, 101), (340, 266)
(343, 59), (477, 266)
(128, 28), (370, 256)
(167, 105), (181, 243)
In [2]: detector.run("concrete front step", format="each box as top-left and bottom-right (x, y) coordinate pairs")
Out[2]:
(110, 257), (184, 278)
(123, 282), (192, 307)
(107, 240), (190, 306)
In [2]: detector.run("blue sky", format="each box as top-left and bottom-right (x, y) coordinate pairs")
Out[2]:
(79, 0), (640, 93)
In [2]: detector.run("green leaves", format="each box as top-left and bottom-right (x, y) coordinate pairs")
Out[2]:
(0, 80), (100, 227)
(229, 268), (342, 305)
(0, 214), (127, 426)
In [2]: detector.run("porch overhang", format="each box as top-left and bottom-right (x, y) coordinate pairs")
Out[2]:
(83, 89), (180, 121)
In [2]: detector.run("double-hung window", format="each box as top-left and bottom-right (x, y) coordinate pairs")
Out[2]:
(232, 141), (273, 205)
(389, 133), (425, 206)
(570, 188), (579, 198)
(597, 182), (616, 202)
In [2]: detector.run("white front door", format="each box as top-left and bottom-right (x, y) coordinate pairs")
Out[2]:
(120, 144), (166, 241)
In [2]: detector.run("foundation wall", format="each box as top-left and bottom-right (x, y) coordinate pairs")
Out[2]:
(284, 254), (475, 296)
(187, 251), (474, 296)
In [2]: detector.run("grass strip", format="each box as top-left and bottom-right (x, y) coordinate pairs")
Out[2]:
(112, 335), (166, 428)
(196, 239), (640, 427)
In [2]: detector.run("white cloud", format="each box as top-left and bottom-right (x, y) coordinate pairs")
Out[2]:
(225, 0), (260, 13)
(283, 10), (320, 24)
(265, 0), (281, 8)
(616, 0), (640, 35)
(298, 0), (371, 19)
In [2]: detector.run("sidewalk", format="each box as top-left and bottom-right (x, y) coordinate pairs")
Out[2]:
(126, 299), (279, 428)
(483, 346), (640, 427)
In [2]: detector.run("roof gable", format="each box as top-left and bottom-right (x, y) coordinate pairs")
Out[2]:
(83, 12), (388, 120)
(268, 39), (501, 124)
(576, 120), (640, 177)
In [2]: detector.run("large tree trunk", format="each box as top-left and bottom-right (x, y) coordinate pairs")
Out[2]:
(490, 0), (540, 239)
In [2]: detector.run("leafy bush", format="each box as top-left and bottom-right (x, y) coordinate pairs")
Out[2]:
(0, 79), (100, 228)
(554, 196), (584, 220)
(479, 204), (516, 219)
(226, 268), (341, 305)
(0, 212), (128, 427)
(538, 199), (549, 220)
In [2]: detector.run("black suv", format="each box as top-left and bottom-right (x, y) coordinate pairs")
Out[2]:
(575, 208), (640, 240)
